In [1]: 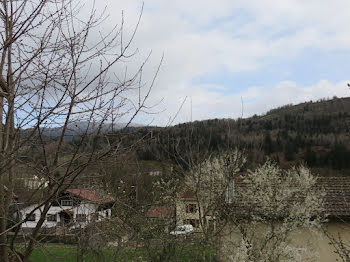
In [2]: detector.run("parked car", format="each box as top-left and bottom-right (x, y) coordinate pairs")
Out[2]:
(170, 224), (194, 235)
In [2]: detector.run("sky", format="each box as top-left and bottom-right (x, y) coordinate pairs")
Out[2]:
(92, 0), (350, 126)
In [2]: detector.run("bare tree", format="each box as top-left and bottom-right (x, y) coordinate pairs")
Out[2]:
(324, 228), (350, 262)
(184, 149), (246, 239)
(0, 0), (161, 261)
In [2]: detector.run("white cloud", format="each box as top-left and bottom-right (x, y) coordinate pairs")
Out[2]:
(85, 1), (350, 126)
(236, 80), (350, 119)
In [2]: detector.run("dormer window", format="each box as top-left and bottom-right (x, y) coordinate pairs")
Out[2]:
(61, 200), (73, 206)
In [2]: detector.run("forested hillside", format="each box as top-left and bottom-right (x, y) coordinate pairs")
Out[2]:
(136, 96), (350, 176)
(18, 96), (350, 197)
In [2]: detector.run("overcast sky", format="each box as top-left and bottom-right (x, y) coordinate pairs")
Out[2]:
(93, 0), (350, 126)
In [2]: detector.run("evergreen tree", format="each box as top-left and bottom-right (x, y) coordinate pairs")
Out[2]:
(284, 141), (296, 161)
(263, 132), (274, 155)
(305, 147), (317, 167)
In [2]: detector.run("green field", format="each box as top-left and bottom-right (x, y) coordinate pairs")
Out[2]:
(27, 243), (216, 262)
(30, 246), (144, 262)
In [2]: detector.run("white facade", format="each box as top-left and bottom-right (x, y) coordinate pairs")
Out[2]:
(20, 197), (112, 230)
(22, 175), (49, 190)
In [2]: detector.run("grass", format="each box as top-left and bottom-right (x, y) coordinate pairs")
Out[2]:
(29, 246), (144, 262)
(27, 245), (146, 262)
(27, 242), (216, 262)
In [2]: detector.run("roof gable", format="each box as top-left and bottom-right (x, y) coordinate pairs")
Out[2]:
(65, 189), (114, 204)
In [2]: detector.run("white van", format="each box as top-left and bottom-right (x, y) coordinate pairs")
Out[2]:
(170, 224), (194, 235)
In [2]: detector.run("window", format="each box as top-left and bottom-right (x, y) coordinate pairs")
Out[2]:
(26, 213), (36, 222)
(186, 203), (197, 213)
(61, 200), (73, 206)
(76, 214), (87, 222)
(47, 214), (57, 222)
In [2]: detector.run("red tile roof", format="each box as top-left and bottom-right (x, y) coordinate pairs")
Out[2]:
(230, 176), (350, 218)
(178, 186), (197, 201)
(146, 206), (175, 218)
(318, 177), (350, 217)
(180, 176), (350, 218)
(66, 189), (114, 204)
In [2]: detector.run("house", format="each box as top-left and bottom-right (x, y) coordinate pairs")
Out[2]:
(219, 176), (350, 262)
(175, 188), (202, 230)
(145, 187), (216, 233)
(177, 191), (216, 232)
(22, 175), (48, 190)
(20, 188), (114, 232)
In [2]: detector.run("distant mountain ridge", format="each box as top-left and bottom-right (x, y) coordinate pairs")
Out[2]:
(24, 97), (350, 175)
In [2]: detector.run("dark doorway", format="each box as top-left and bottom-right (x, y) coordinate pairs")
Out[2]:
(60, 211), (72, 226)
